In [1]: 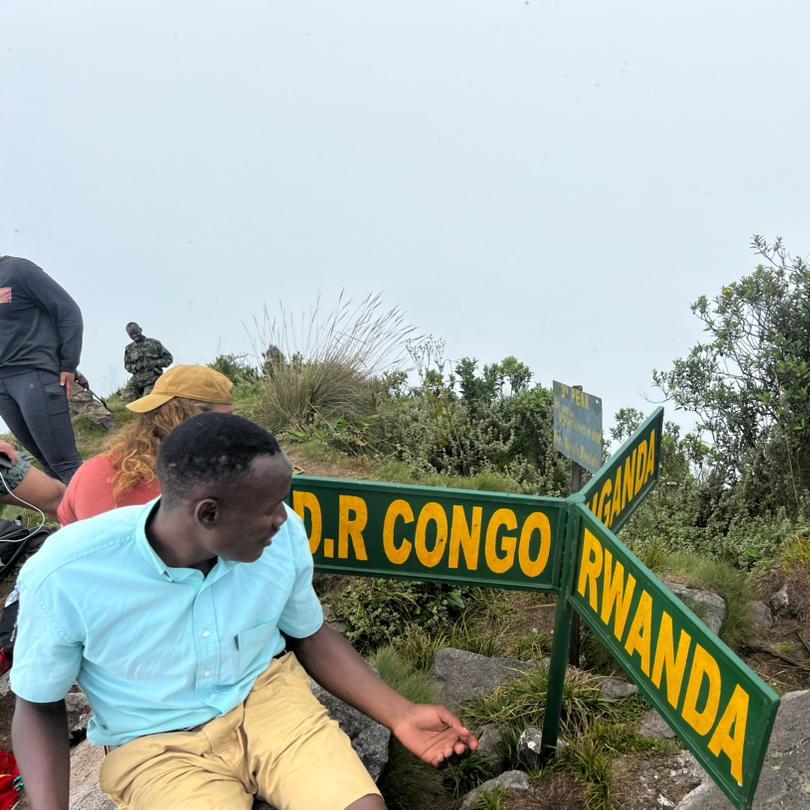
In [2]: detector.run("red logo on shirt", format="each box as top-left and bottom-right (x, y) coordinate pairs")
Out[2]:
(0, 288), (12, 304)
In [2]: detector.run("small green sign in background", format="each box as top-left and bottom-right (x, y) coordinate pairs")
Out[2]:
(553, 380), (604, 474)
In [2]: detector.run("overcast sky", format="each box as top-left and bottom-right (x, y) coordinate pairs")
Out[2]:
(2, 1), (808, 438)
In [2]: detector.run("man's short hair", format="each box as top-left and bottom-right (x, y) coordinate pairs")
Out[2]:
(126, 321), (140, 330)
(157, 412), (282, 503)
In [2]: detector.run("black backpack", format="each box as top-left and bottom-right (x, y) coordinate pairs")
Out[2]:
(0, 516), (52, 656)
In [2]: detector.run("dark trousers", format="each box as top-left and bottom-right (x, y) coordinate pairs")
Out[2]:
(0, 370), (83, 483)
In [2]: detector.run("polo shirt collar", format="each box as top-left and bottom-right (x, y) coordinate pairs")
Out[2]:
(134, 498), (237, 583)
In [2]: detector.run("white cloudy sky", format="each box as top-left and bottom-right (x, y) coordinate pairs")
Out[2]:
(2, 1), (808, 435)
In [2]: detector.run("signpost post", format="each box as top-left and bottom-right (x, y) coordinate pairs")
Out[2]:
(289, 406), (780, 809)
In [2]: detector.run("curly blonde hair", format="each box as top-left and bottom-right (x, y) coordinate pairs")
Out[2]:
(105, 397), (218, 503)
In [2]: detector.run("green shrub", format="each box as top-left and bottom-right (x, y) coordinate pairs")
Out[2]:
(478, 787), (512, 810)
(337, 579), (466, 653)
(658, 551), (754, 647)
(392, 624), (447, 672)
(777, 531), (810, 573)
(208, 353), (260, 384)
(554, 728), (615, 810)
(464, 661), (605, 742)
(372, 648), (450, 810)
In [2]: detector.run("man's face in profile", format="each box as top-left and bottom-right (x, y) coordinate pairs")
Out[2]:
(200, 454), (293, 564)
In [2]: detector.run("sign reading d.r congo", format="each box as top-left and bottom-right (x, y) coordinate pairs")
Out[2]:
(290, 477), (565, 590)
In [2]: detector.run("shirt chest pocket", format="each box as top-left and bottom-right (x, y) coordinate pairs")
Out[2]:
(233, 621), (280, 678)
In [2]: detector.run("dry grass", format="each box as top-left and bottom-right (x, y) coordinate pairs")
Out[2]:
(247, 292), (416, 432)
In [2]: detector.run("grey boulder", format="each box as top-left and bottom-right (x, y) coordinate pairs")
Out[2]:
(459, 770), (530, 810)
(665, 581), (726, 636)
(428, 647), (533, 711)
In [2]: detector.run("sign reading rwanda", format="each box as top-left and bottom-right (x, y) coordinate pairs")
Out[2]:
(552, 381), (603, 473)
(571, 506), (779, 809)
(290, 477), (565, 591)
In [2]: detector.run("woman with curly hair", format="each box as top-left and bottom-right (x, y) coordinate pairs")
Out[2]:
(58, 365), (233, 524)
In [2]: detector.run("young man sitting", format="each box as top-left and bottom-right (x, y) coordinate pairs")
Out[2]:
(10, 412), (477, 810)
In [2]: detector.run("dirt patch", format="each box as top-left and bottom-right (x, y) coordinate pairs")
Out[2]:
(287, 447), (379, 480)
(613, 752), (703, 810)
(745, 569), (810, 693)
(503, 771), (588, 809)
(499, 593), (558, 639)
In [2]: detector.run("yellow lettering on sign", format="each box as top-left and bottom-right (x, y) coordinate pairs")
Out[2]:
(518, 511), (552, 577)
(634, 440), (649, 496)
(624, 590), (653, 675)
(651, 611), (692, 710)
(610, 467), (623, 525)
(599, 480), (613, 527)
(383, 499), (414, 564)
(707, 684), (750, 787)
(681, 645), (722, 735)
(449, 505), (482, 570)
(600, 549), (637, 641)
(577, 528), (603, 612)
(415, 502), (448, 569)
(646, 429), (656, 480)
(623, 450), (636, 511)
(485, 509), (518, 574)
(293, 491), (323, 554)
(338, 495), (369, 561)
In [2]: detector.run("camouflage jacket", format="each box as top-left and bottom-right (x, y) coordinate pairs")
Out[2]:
(124, 337), (173, 382)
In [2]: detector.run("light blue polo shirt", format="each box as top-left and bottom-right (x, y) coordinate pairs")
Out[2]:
(10, 499), (324, 747)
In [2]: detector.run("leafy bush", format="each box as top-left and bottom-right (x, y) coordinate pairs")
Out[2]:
(372, 341), (570, 494)
(337, 578), (466, 653)
(208, 353), (260, 384)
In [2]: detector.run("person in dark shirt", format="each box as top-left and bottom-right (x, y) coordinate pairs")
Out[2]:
(0, 255), (83, 482)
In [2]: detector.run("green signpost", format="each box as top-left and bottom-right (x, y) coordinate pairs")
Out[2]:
(290, 476), (565, 591)
(289, 407), (779, 809)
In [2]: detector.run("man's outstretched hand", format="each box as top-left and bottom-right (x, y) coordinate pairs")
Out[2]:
(392, 704), (478, 767)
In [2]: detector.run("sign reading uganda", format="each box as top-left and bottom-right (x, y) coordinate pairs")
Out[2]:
(291, 478), (565, 591)
(580, 406), (663, 534)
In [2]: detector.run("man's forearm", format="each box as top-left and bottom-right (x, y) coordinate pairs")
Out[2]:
(287, 625), (412, 730)
(12, 697), (71, 810)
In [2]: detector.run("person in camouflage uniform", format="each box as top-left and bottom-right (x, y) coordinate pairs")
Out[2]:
(70, 372), (114, 430)
(123, 322), (173, 401)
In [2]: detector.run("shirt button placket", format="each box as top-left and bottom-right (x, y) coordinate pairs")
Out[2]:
(194, 588), (218, 695)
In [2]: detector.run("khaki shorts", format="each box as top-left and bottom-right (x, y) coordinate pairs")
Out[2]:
(99, 653), (382, 810)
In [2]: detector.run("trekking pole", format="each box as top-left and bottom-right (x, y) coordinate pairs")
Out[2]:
(86, 387), (113, 414)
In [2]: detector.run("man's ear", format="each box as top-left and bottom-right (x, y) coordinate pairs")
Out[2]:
(195, 498), (220, 528)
